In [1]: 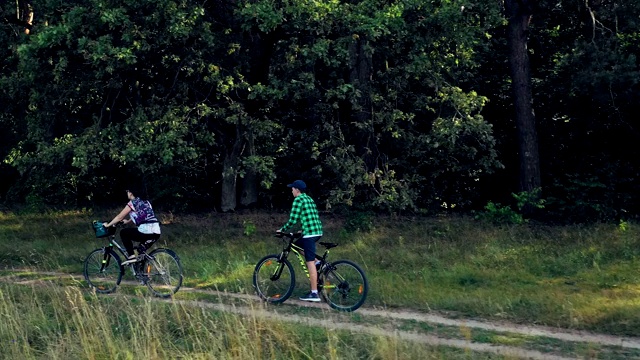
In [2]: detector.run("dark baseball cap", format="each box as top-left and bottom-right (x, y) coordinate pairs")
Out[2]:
(287, 180), (307, 190)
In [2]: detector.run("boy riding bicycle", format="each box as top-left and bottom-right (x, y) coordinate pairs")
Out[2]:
(277, 180), (323, 302)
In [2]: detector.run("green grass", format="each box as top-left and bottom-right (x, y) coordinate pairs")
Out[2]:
(0, 282), (505, 359)
(1, 277), (636, 359)
(2, 209), (640, 336)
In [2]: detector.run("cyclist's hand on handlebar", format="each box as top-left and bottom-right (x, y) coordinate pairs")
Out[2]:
(103, 220), (125, 228)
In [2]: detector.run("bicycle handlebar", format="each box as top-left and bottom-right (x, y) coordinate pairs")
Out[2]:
(103, 220), (126, 228)
(275, 231), (302, 240)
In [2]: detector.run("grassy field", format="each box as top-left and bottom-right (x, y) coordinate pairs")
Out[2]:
(3, 281), (503, 359)
(2, 208), (640, 341)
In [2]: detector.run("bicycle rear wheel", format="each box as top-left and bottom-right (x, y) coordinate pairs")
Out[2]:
(144, 248), (183, 298)
(320, 259), (368, 312)
(83, 248), (123, 294)
(253, 254), (295, 303)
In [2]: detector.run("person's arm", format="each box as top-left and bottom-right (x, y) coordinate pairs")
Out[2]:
(280, 197), (302, 231)
(103, 205), (132, 227)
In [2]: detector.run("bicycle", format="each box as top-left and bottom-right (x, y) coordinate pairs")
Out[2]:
(253, 232), (368, 312)
(83, 221), (183, 298)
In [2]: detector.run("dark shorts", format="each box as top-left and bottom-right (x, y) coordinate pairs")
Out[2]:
(294, 236), (322, 261)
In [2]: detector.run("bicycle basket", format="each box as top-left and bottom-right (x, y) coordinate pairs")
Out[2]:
(92, 220), (116, 238)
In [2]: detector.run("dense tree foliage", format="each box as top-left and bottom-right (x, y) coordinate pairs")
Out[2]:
(522, 0), (640, 221)
(1, 0), (639, 222)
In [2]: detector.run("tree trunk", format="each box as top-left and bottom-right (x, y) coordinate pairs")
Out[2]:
(349, 35), (375, 172)
(240, 130), (258, 207)
(9, 0), (33, 34)
(220, 125), (243, 212)
(504, 0), (541, 198)
(235, 25), (277, 209)
(16, 0), (33, 34)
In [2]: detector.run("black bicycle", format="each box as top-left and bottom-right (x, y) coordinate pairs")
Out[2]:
(83, 221), (183, 298)
(253, 232), (368, 312)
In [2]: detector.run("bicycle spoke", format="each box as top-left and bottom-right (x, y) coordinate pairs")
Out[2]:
(253, 255), (295, 303)
(145, 249), (183, 298)
(320, 260), (368, 312)
(83, 249), (122, 294)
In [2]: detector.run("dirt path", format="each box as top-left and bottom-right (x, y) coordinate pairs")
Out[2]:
(178, 286), (640, 350)
(3, 270), (640, 359)
(169, 298), (576, 360)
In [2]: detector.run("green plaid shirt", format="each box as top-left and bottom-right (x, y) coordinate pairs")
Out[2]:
(281, 193), (323, 236)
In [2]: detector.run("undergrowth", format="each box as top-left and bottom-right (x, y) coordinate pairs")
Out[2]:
(1, 210), (640, 335)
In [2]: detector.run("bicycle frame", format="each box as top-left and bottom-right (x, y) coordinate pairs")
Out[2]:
(98, 232), (148, 285)
(86, 222), (183, 298)
(275, 234), (329, 281)
(105, 234), (128, 258)
(254, 232), (368, 311)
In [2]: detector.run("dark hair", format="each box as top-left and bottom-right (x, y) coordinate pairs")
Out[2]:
(126, 185), (145, 198)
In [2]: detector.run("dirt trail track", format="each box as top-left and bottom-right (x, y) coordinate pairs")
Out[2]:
(3, 270), (640, 359)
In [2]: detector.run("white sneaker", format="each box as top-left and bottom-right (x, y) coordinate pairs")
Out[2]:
(121, 255), (139, 265)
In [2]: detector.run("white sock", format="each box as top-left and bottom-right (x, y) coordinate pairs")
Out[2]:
(311, 290), (318, 294)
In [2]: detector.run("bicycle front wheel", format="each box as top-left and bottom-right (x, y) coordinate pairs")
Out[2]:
(83, 248), (123, 294)
(144, 248), (183, 298)
(253, 255), (295, 304)
(320, 259), (368, 312)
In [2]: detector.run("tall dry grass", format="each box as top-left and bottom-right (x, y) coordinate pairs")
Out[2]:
(0, 282), (496, 359)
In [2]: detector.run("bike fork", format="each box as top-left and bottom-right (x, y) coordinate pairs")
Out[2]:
(270, 254), (287, 281)
(100, 247), (112, 272)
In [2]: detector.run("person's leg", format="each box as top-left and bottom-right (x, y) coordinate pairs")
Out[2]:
(299, 236), (321, 302)
(121, 229), (154, 264)
(138, 233), (160, 253)
(306, 260), (318, 291)
(120, 228), (139, 256)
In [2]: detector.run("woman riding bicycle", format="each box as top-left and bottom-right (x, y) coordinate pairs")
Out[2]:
(103, 185), (161, 265)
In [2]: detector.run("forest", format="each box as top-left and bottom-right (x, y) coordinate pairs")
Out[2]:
(1, 0), (639, 222)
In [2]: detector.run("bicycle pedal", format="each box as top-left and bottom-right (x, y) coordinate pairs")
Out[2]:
(136, 274), (149, 284)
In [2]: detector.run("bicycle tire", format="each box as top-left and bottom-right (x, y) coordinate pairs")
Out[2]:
(83, 248), (123, 294)
(144, 248), (183, 298)
(253, 254), (295, 304)
(319, 259), (368, 312)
